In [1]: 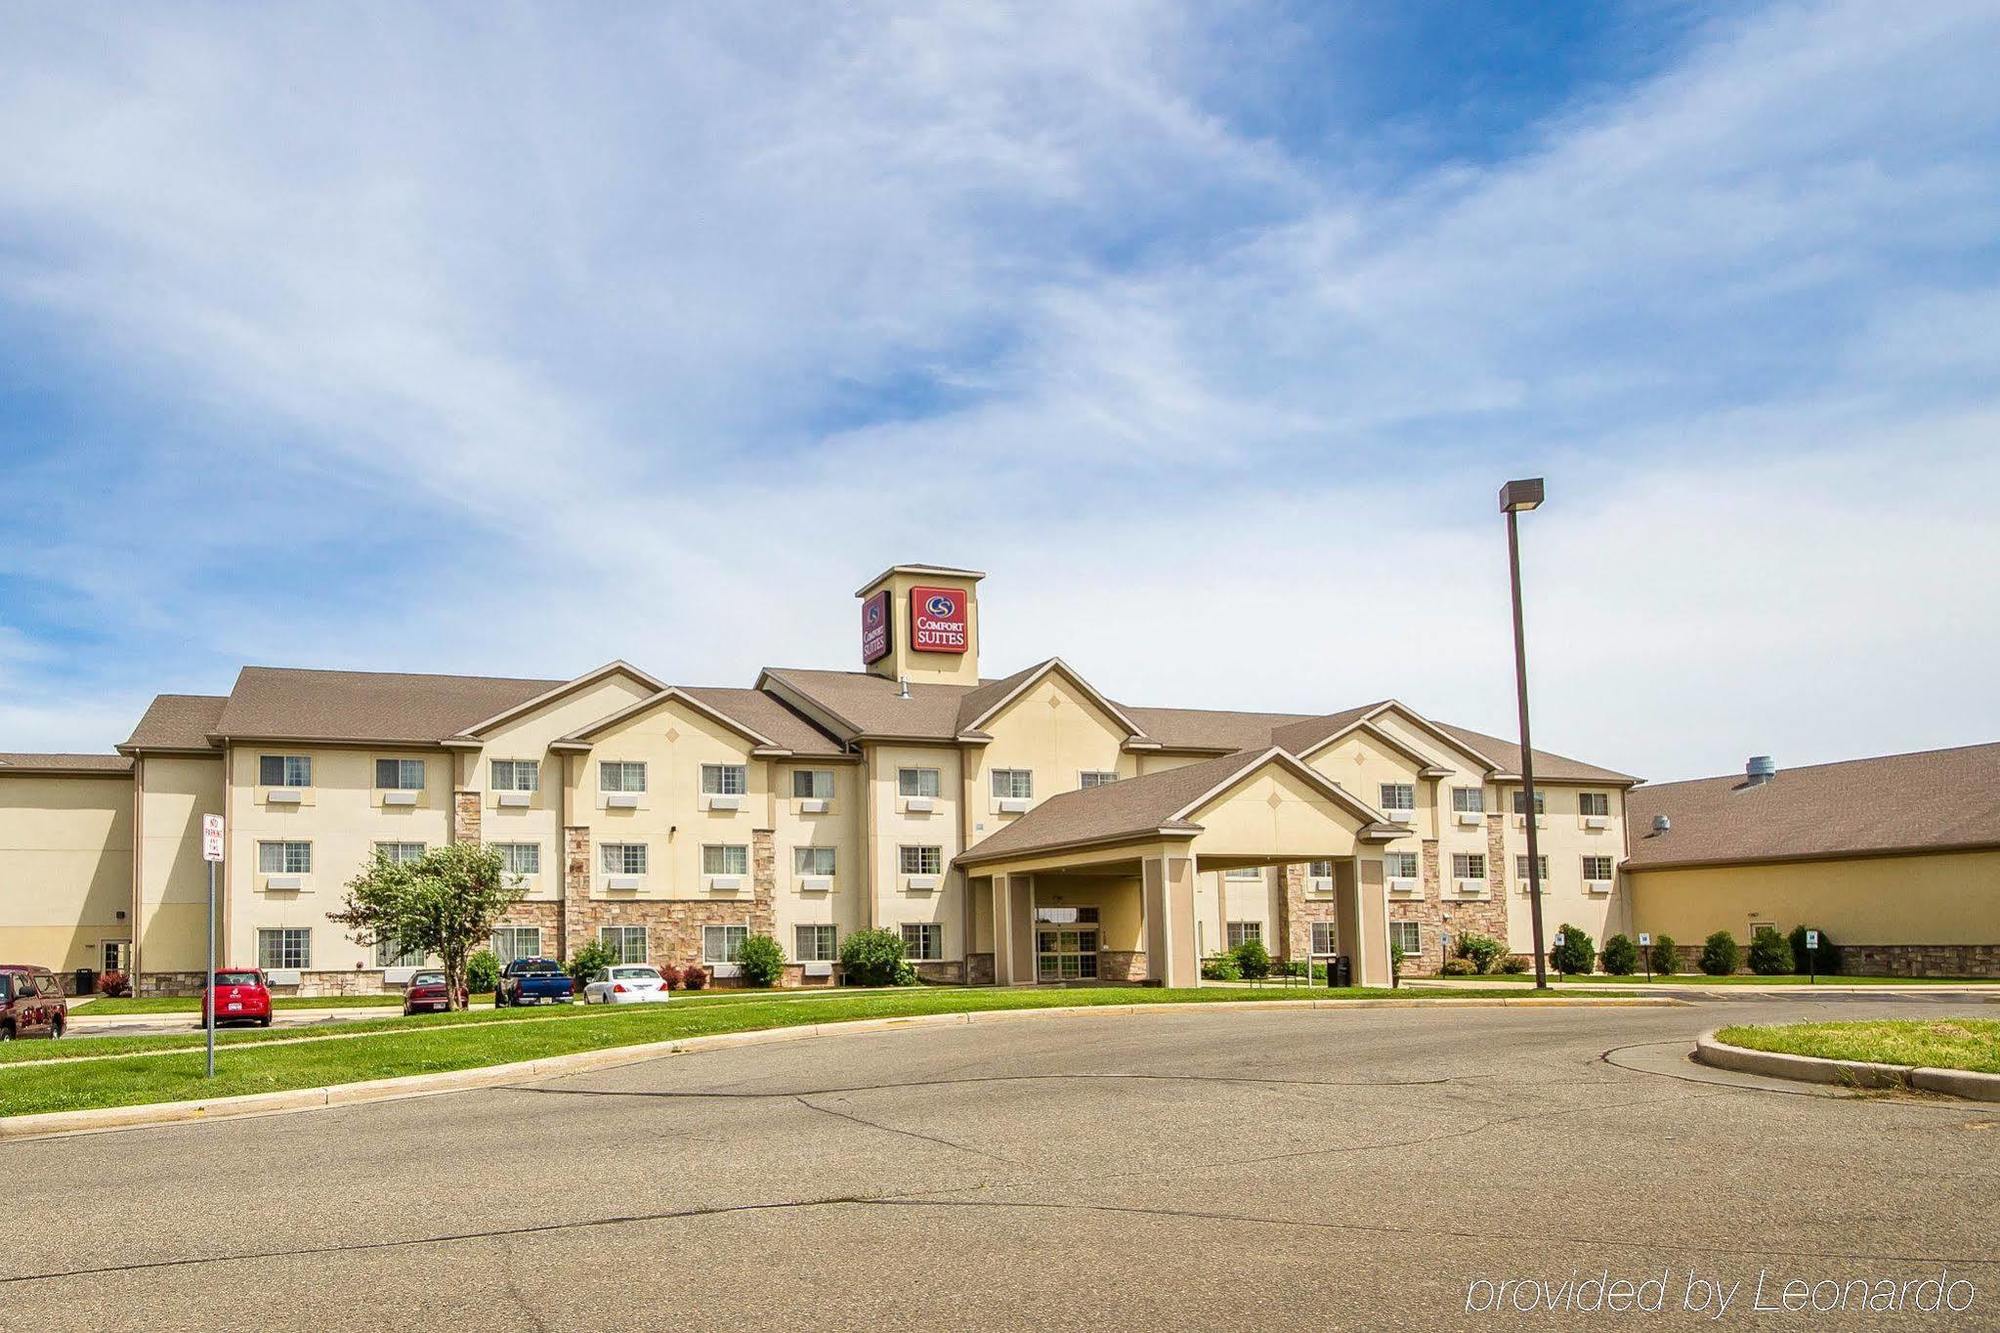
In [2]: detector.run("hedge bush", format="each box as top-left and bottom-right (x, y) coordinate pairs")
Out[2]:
(95, 970), (133, 998)
(1601, 933), (1639, 975)
(1455, 931), (1508, 974)
(657, 962), (684, 991)
(735, 933), (786, 988)
(1440, 957), (1478, 976)
(566, 938), (618, 989)
(839, 927), (916, 987)
(1789, 925), (1840, 975)
(1201, 954), (1242, 982)
(1232, 938), (1272, 980)
(1497, 954), (1529, 974)
(1699, 930), (1739, 976)
(681, 962), (709, 991)
(1550, 923), (1596, 975)
(1647, 934), (1677, 976)
(466, 949), (501, 994)
(1748, 925), (1795, 976)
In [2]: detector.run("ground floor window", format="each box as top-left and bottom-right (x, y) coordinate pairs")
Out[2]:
(374, 938), (427, 967)
(1388, 921), (1421, 955)
(1310, 922), (1338, 956)
(600, 925), (648, 964)
(703, 924), (748, 964)
(1223, 866), (1263, 881)
(102, 940), (131, 973)
(490, 926), (542, 963)
(1225, 920), (1263, 949)
(1036, 926), (1098, 980)
(795, 924), (838, 962)
(901, 923), (942, 961)
(257, 928), (311, 970)
(374, 841), (426, 865)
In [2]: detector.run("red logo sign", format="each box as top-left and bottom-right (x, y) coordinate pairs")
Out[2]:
(860, 589), (891, 665)
(909, 585), (968, 653)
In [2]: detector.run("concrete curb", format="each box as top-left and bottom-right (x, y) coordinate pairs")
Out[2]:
(1, 995), (1681, 1143)
(1692, 1029), (2000, 1101)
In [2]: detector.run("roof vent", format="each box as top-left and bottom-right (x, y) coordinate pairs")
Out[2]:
(1652, 814), (1671, 834)
(1745, 755), (1777, 786)
(896, 675), (911, 700)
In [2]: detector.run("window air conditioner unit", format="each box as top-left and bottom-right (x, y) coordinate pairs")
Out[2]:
(605, 875), (641, 891)
(1585, 879), (1613, 894)
(996, 798), (1030, 814)
(1388, 809), (1415, 824)
(265, 969), (302, 986)
(903, 796), (935, 814)
(798, 798), (830, 814)
(606, 793), (640, 809)
(1584, 815), (1610, 830)
(706, 875), (743, 892)
(263, 876), (303, 892)
(1455, 811), (1483, 827)
(382, 966), (418, 985)
(1454, 878), (1485, 897)
(267, 789), (303, 804)
(1386, 877), (1418, 896)
(497, 792), (531, 808)
(705, 794), (743, 812)
(906, 874), (940, 892)
(803, 962), (833, 978)
(798, 876), (833, 893)
(381, 791), (417, 807)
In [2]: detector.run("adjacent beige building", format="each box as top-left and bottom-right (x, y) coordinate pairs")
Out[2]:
(1, 563), (1647, 993)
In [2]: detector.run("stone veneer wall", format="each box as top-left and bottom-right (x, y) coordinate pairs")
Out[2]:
(964, 952), (995, 985)
(1664, 942), (2000, 979)
(1282, 863), (1342, 967)
(1098, 949), (1146, 983)
(1388, 834), (1510, 977)
(454, 790), (481, 844)
(561, 824), (776, 970)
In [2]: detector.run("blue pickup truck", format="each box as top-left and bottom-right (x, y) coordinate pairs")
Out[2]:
(494, 957), (574, 1007)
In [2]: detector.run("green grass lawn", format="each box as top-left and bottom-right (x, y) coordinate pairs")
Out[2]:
(1413, 972), (1994, 986)
(76, 993), (488, 1015)
(1715, 1019), (2000, 1074)
(2, 984), (1606, 1119)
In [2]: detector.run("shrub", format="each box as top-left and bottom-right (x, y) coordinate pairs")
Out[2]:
(1788, 925), (1840, 975)
(566, 939), (619, 989)
(839, 927), (911, 987)
(1748, 925), (1795, 975)
(95, 970), (132, 998)
(466, 950), (502, 994)
(1280, 959), (1328, 981)
(1440, 957), (1477, 976)
(1201, 954), (1242, 982)
(681, 962), (709, 991)
(1550, 923), (1596, 975)
(735, 933), (785, 988)
(1601, 934), (1639, 976)
(1497, 954), (1529, 974)
(1699, 930), (1739, 976)
(1390, 941), (1406, 983)
(1647, 935), (1677, 976)
(1231, 938), (1271, 980)
(1455, 931), (1507, 974)
(657, 962), (684, 991)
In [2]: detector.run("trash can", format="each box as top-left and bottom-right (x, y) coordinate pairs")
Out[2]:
(74, 967), (97, 997)
(1331, 956), (1353, 989)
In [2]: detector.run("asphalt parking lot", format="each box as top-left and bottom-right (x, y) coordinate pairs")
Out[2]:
(5, 995), (1995, 1330)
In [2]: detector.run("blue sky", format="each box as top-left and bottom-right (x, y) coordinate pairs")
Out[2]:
(2, 0), (1997, 780)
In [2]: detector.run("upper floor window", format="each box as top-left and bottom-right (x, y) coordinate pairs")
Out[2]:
(1583, 855), (1615, 881)
(792, 769), (833, 800)
(1516, 855), (1550, 881)
(702, 763), (746, 796)
(1451, 786), (1484, 814)
(703, 844), (750, 876)
(492, 842), (541, 877)
(1378, 783), (1415, 812)
(491, 759), (539, 793)
(991, 769), (1033, 800)
(898, 768), (940, 799)
(1451, 852), (1486, 880)
(1512, 790), (1545, 815)
(900, 845), (943, 876)
(258, 841), (312, 875)
(794, 846), (837, 876)
(259, 755), (311, 788)
(1079, 771), (1118, 789)
(600, 843), (647, 875)
(1579, 792), (1610, 817)
(375, 841), (425, 866)
(1385, 852), (1418, 879)
(374, 759), (425, 791)
(600, 761), (647, 794)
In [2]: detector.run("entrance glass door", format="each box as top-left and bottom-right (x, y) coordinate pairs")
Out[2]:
(1036, 928), (1099, 981)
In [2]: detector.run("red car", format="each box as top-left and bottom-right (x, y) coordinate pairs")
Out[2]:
(0, 965), (67, 1040)
(201, 968), (273, 1028)
(402, 969), (462, 1015)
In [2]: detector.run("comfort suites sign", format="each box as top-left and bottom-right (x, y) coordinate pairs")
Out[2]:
(860, 589), (891, 664)
(910, 585), (969, 653)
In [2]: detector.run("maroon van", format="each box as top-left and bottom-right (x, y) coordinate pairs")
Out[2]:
(0, 965), (68, 1040)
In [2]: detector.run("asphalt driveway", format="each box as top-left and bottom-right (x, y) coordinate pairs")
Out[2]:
(4, 995), (1994, 1330)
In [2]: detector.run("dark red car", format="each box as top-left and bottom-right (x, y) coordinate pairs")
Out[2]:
(402, 969), (461, 1015)
(0, 965), (67, 1040)
(201, 968), (273, 1028)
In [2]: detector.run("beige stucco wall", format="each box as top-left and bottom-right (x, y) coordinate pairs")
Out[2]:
(1629, 850), (2000, 946)
(1495, 781), (1630, 951)
(137, 754), (224, 972)
(864, 741), (964, 950)
(0, 772), (134, 973)
(771, 759), (865, 955)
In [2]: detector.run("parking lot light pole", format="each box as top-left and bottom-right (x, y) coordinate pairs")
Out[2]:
(1499, 478), (1550, 990)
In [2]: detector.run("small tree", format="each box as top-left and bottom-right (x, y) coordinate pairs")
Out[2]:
(331, 843), (523, 1012)
(1788, 925), (1839, 975)
(1232, 937), (1271, 980)
(1748, 925), (1794, 975)
(467, 949), (502, 995)
(1699, 930), (1740, 976)
(1550, 923), (1596, 976)
(1390, 941), (1406, 987)
(1601, 933), (1639, 975)
(1455, 932), (1507, 974)
(840, 927), (913, 987)
(736, 933), (786, 988)
(567, 937), (618, 989)
(1647, 934), (1678, 976)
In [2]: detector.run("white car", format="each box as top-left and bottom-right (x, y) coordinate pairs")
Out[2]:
(583, 965), (672, 1004)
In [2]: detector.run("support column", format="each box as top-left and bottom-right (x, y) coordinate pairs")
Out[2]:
(1142, 851), (1198, 988)
(1340, 856), (1391, 986)
(992, 873), (1034, 985)
(562, 825), (590, 960)
(454, 790), (482, 845)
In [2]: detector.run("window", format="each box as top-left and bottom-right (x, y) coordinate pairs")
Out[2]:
(492, 843), (541, 877)
(703, 844), (749, 876)
(258, 754), (311, 788)
(1451, 853), (1486, 880)
(701, 763), (747, 796)
(793, 846), (837, 876)
(374, 758), (425, 790)
(1224, 866), (1264, 881)
(1512, 790), (1546, 815)
(1386, 852), (1418, 879)
(600, 761), (647, 794)
(1034, 906), (1100, 924)
(1311, 922), (1338, 956)
(491, 759), (540, 792)
(1452, 786), (1485, 814)
(490, 926), (542, 964)
(898, 768), (940, 798)
(1516, 855), (1550, 882)
(600, 926), (648, 965)
(257, 928), (311, 970)
(257, 841), (311, 875)
(795, 924), (838, 962)
(1079, 770), (1118, 789)
(900, 845), (942, 876)
(374, 937), (426, 968)
(1389, 921), (1421, 955)
(1579, 792), (1610, 818)
(1225, 921), (1263, 949)
(1583, 855), (1615, 881)
(1378, 782), (1415, 812)
(792, 769), (833, 799)
(600, 843), (647, 875)
(1308, 860), (1335, 880)
(702, 925), (748, 964)
(901, 923), (942, 960)
(990, 769), (1033, 800)
(102, 940), (131, 973)
(374, 841), (425, 865)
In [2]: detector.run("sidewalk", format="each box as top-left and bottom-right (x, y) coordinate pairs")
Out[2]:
(1403, 977), (2000, 996)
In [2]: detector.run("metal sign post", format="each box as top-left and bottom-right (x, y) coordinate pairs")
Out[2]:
(201, 814), (224, 1077)
(1639, 932), (1652, 982)
(1806, 929), (1819, 986)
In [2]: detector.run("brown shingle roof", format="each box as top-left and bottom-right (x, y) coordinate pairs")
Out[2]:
(1112, 705), (1317, 752)
(0, 753), (135, 775)
(1433, 722), (1638, 784)
(121, 694), (227, 752)
(759, 667), (983, 740)
(1267, 703), (1388, 756)
(1625, 743), (2000, 870)
(957, 749), (1268, 864)
(676, 687), (848, 756)
(212, 667), (563, 745)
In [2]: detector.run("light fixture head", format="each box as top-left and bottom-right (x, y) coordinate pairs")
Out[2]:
(1499, 478), (1545, 513)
